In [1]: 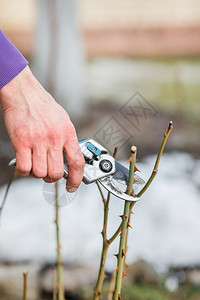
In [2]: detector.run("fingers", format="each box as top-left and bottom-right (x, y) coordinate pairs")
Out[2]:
(43, 148), (64, 183)
(63, 129), (85, 192)
(16, 148), (32, 177)
(32, 146), (47, 178)
(16, 146), (64, 182)
(15, 121), (83, 191)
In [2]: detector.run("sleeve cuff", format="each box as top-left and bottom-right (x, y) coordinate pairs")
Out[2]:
(0, 30), (29, 89)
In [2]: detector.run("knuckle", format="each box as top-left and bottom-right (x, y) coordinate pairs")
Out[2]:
(33, 132), (45, 144)
(48, 170), (63, 181)
(33, 168), (47, 178)
(15, 136), (31, 150)
(76, 156), (85, 170)
(68, 150), (85, 171)
(65, 122), (77, 140)
(16, 163), (31, 176)
(48, 128), (61, 146)
(71, 159), (82, 171)
(14, 128), (31, 148)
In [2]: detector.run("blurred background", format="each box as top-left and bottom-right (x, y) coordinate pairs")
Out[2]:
(0, 1), (200, 299)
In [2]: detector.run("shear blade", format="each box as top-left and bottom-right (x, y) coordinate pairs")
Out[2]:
(98, 176), (140, 202)
(8, 158), (16, 167)
(114, 161), (145, 186)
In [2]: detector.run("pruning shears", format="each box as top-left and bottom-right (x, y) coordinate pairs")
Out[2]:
(9, 138), (145, 202)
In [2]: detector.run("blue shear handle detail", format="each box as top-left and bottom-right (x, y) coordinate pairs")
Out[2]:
(87, 143), (101, 157)
(79, 138), (90, 144)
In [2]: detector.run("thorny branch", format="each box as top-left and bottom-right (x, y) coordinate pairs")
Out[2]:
(112, 146), (137, 300)
(93, 147), (118, 300)
(55, 182), (65, 300)
(94, 121), (173, 299)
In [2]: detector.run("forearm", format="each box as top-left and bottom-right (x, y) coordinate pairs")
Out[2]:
(0, 31), (84, 191)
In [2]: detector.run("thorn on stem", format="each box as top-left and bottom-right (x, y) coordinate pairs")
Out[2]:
(120, 229), (123, 237)
(134, 166), (140, 172)
(122, 272), (128, 278)
(114, 253), (119, 259)
(127, 156), (132, 163)
(56, 246), (61, 252)
(127, 222), (132, 229)
(102, 227), (106, 236)
(114, 266), (119, 273)
(118, 293), (122, 300)
(122, 249), (126, 258)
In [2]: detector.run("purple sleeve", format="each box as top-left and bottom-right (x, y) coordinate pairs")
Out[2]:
(0, 30), (28, 89)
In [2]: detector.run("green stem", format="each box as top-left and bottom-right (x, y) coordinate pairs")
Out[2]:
(23, 272), (28, 300)
(109, 121), (173, 243)
(113, 146), (137, 300)
(123, 205), (135, 275)
(55, 183), (65, 300)
(119, 121), (173, 282)
(107, 271), (116, 300)
(108, 223), (122, 245)
(93, 242), (109, 300)
(135, 121), (173, 199)
(53, 267), (57, 300)
(96, 181), (106, 206)
(113, 201), (130, 300)
(93, 186), (111, 300)
(93, 148), (118, 300)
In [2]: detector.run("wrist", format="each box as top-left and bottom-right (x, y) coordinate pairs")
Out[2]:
(0, 66), (37, 110)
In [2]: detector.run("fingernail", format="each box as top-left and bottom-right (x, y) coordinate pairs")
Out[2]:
(67, 187), (77, 193)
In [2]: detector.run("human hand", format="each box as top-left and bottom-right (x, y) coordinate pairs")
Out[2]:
(0, 66), (84, 192)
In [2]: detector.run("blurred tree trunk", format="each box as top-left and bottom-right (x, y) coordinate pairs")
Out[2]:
(34, 0), (86, 119)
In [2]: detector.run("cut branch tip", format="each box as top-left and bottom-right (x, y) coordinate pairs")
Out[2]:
(131, 146), (137, 153)
(169, 121), (173, 129)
